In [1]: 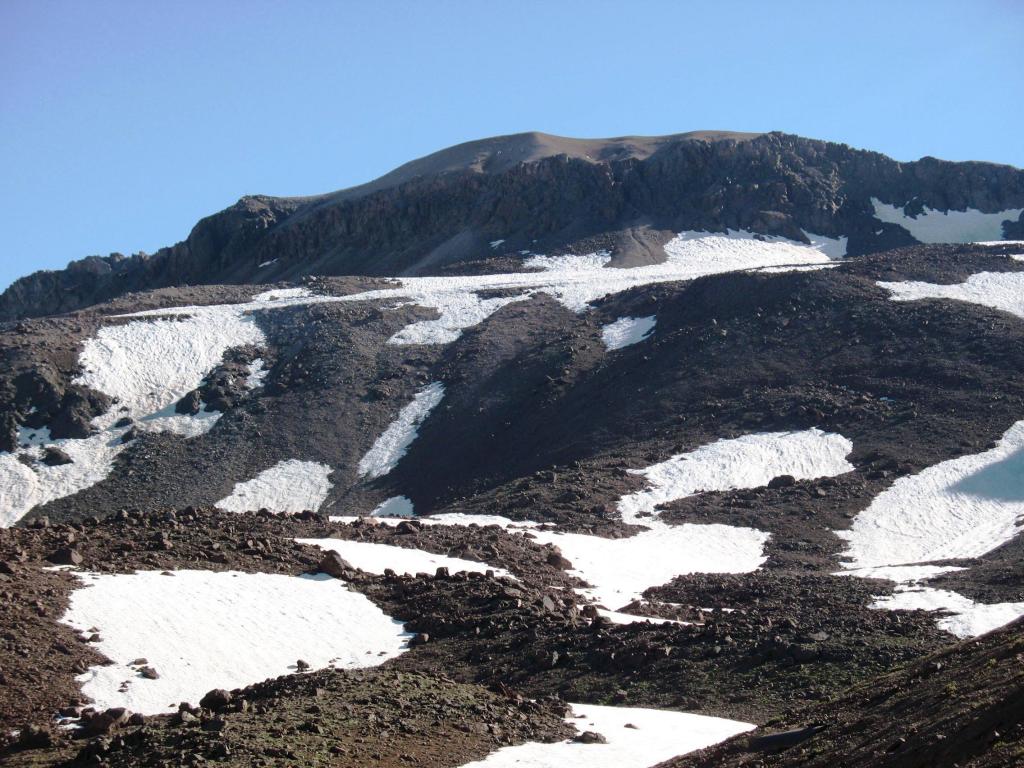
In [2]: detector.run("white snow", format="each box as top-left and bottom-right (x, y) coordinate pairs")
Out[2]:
(871, 198), (1023, 244)
(1, 231), (849, 526)
(489, 239), (505, 248)
(298, 538), (512, 579)
(457, 702), (754, 768)
(837, 420), (1024, 569)
(244, 358), (268, 389)
(878, 271), (1024, 320)
(339, 431), (852, 612)
(596, 609), (683, 626)
(618, 429), (855, 525)
(215, 459), (333, 514)
(0, 430), (125, 527)
(257, 259), (278, 268)
(371, 495), (415, 517)
(358, 383), (445, 479)
(871, 585), (1024, 639)
(527, 524), (770, 610)
(601, 316), (656, 351)
(75, 313), (264, 426)
(61, 570), (409, 714)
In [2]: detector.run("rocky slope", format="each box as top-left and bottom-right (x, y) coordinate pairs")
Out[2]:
(2, 134), (1024, 767)
(3, 130), (1024, 321)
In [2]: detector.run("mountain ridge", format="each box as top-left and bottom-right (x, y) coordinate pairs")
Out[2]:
(4, 130), (1024, 322)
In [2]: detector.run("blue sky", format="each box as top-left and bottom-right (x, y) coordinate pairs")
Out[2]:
(1, 0), (1022, 290)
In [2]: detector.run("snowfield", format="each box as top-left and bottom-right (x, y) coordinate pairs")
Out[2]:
(839, 419), (1024, 636)
(358, 382), (445, 479)
(871, 199), (1023, 243)
(457, 702), (754, 768)
(837, 420), (1024, 568)
(333, 430), (854, 612)
(601, 316), (656, 351)
(2, 231), (847, 527)
(61, 570), (409, 714)
(878, 271), (1024, 320)
(298, 538), (513, 579)
(215, 460), (334, 514)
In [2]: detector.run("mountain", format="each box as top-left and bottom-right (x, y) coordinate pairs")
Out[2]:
(2, 130), (1023, 321)
(2, 132), (1024, 767)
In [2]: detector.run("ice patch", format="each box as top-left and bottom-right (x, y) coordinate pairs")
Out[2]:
(871, 585), (1024, 639)
(358, 383), (445, 479)
(871, 199), (1023, 244)
(371, 495), (415, 517)
(216, 460), (333, 514)
(244, 358), (268, 389)
(837, 420), (1024, 568)
(456, 702), (754, 768)
(489, 239), (505, 249)
(618, 429), (855, 525)
(298, 538), (512, 579)
(61, 570), (409, 714)
(601, 316), (656, 351)
(878, 272), (1024, 320)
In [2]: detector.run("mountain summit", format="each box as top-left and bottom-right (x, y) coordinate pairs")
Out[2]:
(2, 130), (1022, 321)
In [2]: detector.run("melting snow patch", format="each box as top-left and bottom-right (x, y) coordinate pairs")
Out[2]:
(528, 524), (769, 610)
(871, 199), (1023, 244)
(298, 538), (512, 579)
(244, 358), (268, 389)
(216, 460), (333, 514)
(871, 585), (1024, 639)
(601, 316), (656, 351)
(0, 431), (126, 528)
(75, 314), (264, 426)
(837, 419), (1024, 568)
(358, 383), (445, 479)
(61, 570), (409, 714)
(878, 272), (1024, 320)
(456, 702), (754, 768)
(489, 239), (505, 248)
(618, 429), (854, 525)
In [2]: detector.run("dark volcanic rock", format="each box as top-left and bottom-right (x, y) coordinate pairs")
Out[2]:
(3, 132), (1023, 321)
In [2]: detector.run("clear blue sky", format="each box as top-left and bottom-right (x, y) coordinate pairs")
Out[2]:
(2, 0), (1022, 290)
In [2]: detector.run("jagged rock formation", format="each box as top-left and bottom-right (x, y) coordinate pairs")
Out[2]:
(3, 131), (1023, 321)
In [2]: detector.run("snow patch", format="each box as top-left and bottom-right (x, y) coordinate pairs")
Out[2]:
(871, 199), (1023, 244)
(528, 524), (769, 610)
(601, 316), (656, 351)
(298, 538), (512, 579)
(837, 420), (1024, 568)
(871, 585), (1024, 639)
(0, 431), (126, 527)
(489, 239), (505, 248)
(244, 358), (268, 389)
(879, 272), (1024, 320)
(358, 383), (445, 479)
(216, 460), (333, 514)
(456, 702), (754, 768)
(618, 429), (855, 525)
(61, 570), (409, 714)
